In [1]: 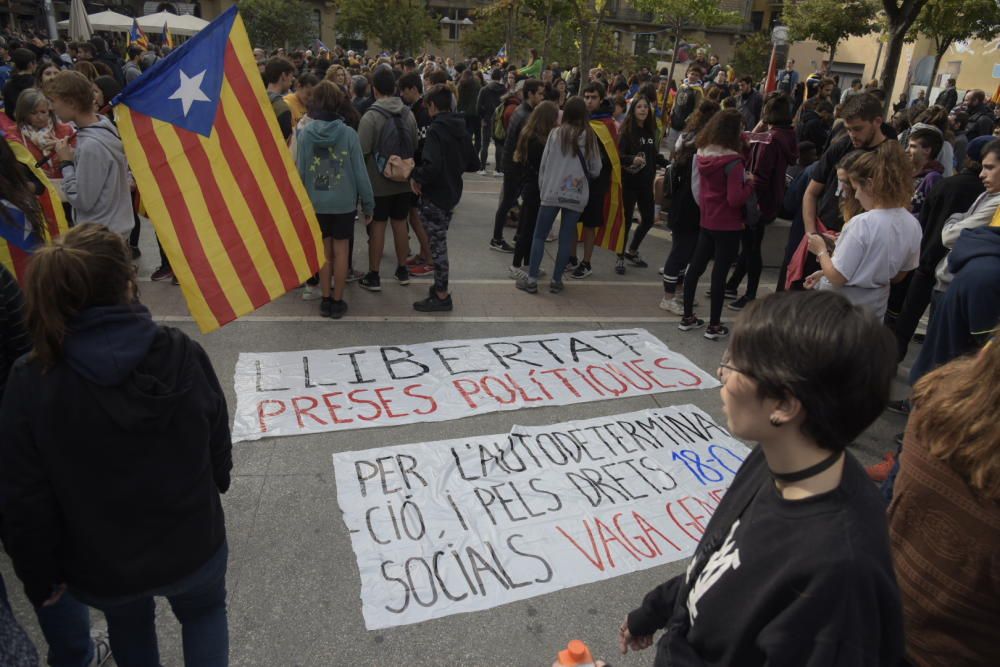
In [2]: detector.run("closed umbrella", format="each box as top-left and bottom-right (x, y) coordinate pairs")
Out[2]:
(68, 0), (93, 42)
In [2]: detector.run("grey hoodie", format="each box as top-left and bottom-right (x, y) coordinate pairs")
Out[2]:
(934, 190), (1000, 290)
(538, 127), (603, 212)
(61, 117), (133, 237)
(356, 96), (418, 198)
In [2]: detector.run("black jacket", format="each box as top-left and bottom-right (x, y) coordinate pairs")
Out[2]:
(0, 305), (232, 606)
(2, 73), (34, 121)
(935, 87), (957, 111)
(412, 111), (479, 211)
(476, 81), (506, 121)
(796, 109), (829, 152)
(619, 124), (664, 190)
(627, 447), (903, 667)
(916, 168), (985, 271)
(502, 100), (533, 170)
(0, 265), (28, 400)
(966, 106), (996, 141)
(95, 50), (125, 86)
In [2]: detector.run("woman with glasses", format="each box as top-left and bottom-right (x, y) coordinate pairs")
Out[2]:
(618, 290), (904, 666)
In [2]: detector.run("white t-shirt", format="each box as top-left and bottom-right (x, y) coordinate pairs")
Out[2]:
(819, 208), (922, 319)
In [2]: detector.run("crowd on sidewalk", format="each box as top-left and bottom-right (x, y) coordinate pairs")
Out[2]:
(0, 24), (998, 667)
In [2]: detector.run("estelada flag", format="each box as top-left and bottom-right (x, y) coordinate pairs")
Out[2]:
(114, 6), (323, 333)
(578, 119), (625, 254)
(0, 136), (70, 282)
(128, 19), (149, 50)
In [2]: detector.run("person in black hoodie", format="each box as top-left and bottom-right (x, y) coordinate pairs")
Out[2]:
(477, 68), (507, 172)
(0, 224), (233, 666)
(619, 290), (903, 667)
(410, 85), (479, 313)
(795, 97), (832, 151)
(617, 95), (665, 273)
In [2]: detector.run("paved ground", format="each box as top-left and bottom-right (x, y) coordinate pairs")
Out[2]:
(2, 170), (915, 666)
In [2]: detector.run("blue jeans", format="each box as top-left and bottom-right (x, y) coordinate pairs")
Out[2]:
(529, 206), (582, 280)
(72, 541), (229, 667)
(36, 590), (94, 667)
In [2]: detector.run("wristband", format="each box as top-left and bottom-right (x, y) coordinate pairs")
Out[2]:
(817, 251), (828, 259)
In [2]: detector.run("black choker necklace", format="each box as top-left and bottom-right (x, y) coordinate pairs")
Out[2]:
(771, 451), (842, 483)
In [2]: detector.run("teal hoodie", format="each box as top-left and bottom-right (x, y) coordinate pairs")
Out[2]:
(295, 116), (375, 216)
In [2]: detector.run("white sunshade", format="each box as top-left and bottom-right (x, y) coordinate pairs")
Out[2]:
(137, 11), (210, 37)
(58, 9), (133, 33)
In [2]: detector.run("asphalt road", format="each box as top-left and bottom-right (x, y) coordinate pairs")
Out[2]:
(2, 170), (915, 666)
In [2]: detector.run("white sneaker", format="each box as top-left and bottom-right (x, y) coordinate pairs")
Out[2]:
(477, 169), (488, 176)
(508, 265), (527, 280)
(659, 296), (685, 315)
(301, 284), (322, 301)
(89, 630), (113, 666)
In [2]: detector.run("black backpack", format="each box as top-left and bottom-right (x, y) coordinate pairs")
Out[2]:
(370, 106), (415, 181)
(670, 85), (698, 131)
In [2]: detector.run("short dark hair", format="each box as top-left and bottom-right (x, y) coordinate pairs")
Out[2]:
(298, 73), (319, 88)
(908, 127), (943, 158)
(490, 68), (502, 82)
(522, 78), (545, 97)
(581, 81), (605, 99)
(687, 65), (704, 76)
(762, 94), (793, 126)
(841, 92), (882, 122)
(982, 139), (1000, 162)
(403, 57), (416, 69)
(968, 89), (986, 104)
(398, 72), (421, 93)
(88, 36), (107, 53)
(427, 69), (448, 86)
(127, 45), (143, 60)
(739, 75), (754, 85)
(425, 83), (453, 112)
(731, 290), (896, 452)
(352, 75), (369, 97)
(11, 48), (35, 71)
(372, 66), (396, 95)
(263, 57), (295, 84)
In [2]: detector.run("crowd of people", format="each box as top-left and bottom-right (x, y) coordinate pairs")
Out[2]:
(0, 25), (997, 667)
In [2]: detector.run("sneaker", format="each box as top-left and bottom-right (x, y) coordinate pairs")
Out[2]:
(490, 238), (515, 253)
(477, 169), (488, 176)
(894, 432), (904, 447)
(129, 245), (142, 260)
(537, 267), (547, 278)
(624, 252), (648, 268)
(866, 452), (897, 482)
(409, 262), (434, 277)
(405, 255), (429, 267)
(564, 256), (579, 272)
(886, 399), (911, 416)
(346, 269), (364, 283)
(330, 299), (348, 319)
(394, 266), (410, 285)
(359, 272), (381, 292)
(549, 280), (564, 294)
(659, 296), (685, 315)
(704, 324), (730, 340)
(319, 297), (333, 317)
(413, 293), (453, 312)
(545, 232), (557, 242)
(493, 170), (504, 177)
(171, 274), (179, 286)
(728, 295), (753, 311)
(302, 284), (322, 301)
(678, 316), (705, 331)
(516, 275), (538, 293)
(705, 288), (738, 300)
(508, 265), (527, 280)
(615, 257), (626, 275)
(571, 261), (592, 279)
(306, 274), (320, 287)
(150, 266), (173, 282)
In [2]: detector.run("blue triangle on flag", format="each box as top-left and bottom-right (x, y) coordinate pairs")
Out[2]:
(0, 199), (42, 252)
(114, 6), (238, 137)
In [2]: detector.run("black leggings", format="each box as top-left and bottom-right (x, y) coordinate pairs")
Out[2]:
(513, 186), (540, 268)
(662, 226), (699, 295)
(725, 222), (769, 299)
(621, 184), (655, 255)
(683, 228), (742, 325)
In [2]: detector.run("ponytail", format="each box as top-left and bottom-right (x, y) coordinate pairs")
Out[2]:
(24, 224), (135, 367)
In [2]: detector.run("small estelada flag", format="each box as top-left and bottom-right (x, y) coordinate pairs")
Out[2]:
(128, 19), (149, 50)
(162, 22), (174, 49)
(113, 6), (323, 333)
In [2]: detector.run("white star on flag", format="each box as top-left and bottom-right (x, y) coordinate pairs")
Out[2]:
(169, 69), (211, 117)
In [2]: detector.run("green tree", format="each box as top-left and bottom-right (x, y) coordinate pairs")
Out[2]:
(239, 0), (312, 49)
(730, 31), (772, 81)
(785, 0), (879, 65)
(336, 0), (440, 55)
(570, 0), (614, 83)
(879, 0), (932, 114)
(909, 0), (1000, 99)
(632, 0), (741, 87)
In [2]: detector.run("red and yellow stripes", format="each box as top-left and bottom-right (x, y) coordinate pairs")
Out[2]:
(578, 121), (626, 255)
(117, 13), (322, 333)
(0, 139), (70, 282)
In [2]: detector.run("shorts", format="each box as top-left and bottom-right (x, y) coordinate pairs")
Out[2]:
(373, 192), (411, 221)
(580, 197), (605, 228)
(317, 211), (355, 240)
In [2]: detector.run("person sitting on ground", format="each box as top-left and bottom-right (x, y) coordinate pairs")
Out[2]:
(620, 289), (904, 667)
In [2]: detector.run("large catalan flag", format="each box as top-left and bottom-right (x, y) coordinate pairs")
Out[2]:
(114, 6), (323, 333)
(579, 120), (625, 254)
(0, 137), (70, 282)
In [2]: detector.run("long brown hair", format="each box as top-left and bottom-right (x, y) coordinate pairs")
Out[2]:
(24, 224), (135, 367)
(558, 96), (597, 160)
(910, 340), (1000, 500)
(844, 141), (913, 209)
(619, 95), (657, 149)
(696, 108), (743, 152)
(514, 101), (559, 163)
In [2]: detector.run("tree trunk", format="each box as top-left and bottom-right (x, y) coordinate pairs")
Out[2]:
(879, 25), (909, 116)
(667, 29), (681, 88)
(924, 45), (947, 102)
(828, 40), (838, 68)
(579, 27), (591, 84)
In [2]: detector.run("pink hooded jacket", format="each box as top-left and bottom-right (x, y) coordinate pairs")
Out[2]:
(694, 147), (754, 231)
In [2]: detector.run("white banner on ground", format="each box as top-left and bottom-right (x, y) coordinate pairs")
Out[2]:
(332, 405), (749, 630)
(232, 329), (719, 442)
